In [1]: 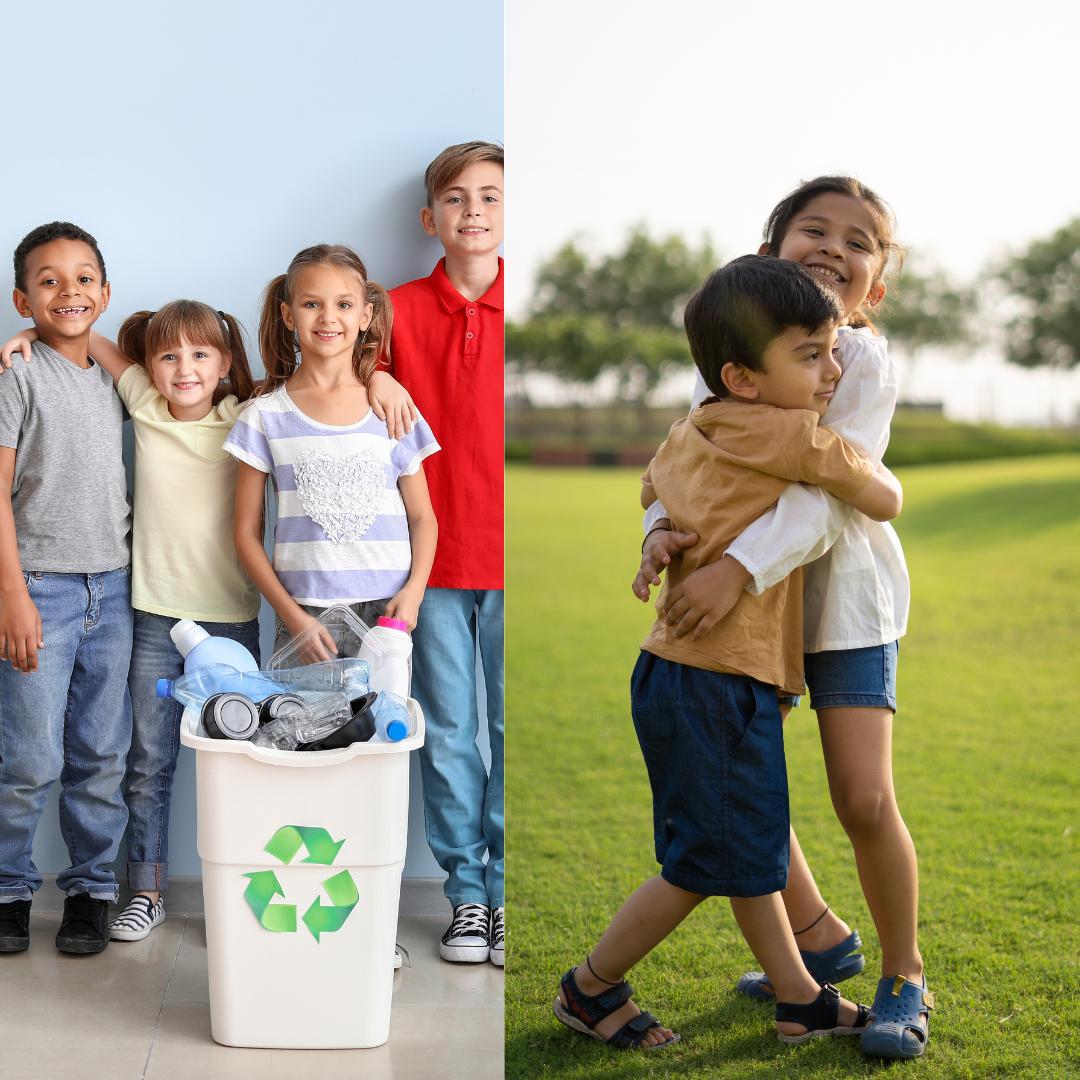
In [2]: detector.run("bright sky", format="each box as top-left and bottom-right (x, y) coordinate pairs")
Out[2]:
(506, 1), (1080, 423)
(508, 0), (1080, 315)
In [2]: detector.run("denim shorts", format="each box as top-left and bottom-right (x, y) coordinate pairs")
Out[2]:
(779, 641), (899, 712)
(630, 651), (789, 898)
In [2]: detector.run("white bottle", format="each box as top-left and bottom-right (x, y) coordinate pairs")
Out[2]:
(360, 617), (412, 698)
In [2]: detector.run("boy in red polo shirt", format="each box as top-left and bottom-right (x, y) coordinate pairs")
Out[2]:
(387, 142), (504, 965)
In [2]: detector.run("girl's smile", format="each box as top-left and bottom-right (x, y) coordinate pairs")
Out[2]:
(149, 338), (230, 421)
(281, 263), (373, 363)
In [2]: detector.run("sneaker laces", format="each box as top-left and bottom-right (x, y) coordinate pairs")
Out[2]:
(491, 907), (504, 948)
(447, 903), (489, 939)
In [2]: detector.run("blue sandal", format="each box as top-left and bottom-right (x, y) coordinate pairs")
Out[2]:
(736, 930), (865, 1001)
(775, 982), (871, 1045)
(860, 975), (933, 1059)
(554, 966), (681, 1050)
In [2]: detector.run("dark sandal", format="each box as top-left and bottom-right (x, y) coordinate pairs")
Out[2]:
(775, 982), (871, 1045)
(553, 967), (681, 1050)
(737, 929), (865, 1001)
(860, 975), (933, 1059)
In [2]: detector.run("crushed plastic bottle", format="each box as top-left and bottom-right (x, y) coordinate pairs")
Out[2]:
(250, 691), (354, 751)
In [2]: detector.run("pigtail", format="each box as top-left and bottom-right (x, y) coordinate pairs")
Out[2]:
(215, 311), (257, 403)
(356, 280), (393, 386)
(116, 310), (155, 369)
(257, 274), (297, 396)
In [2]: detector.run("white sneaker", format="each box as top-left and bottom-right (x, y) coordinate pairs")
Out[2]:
(489, 907), (504, 967)
(439, 903), (490, 963)
(110, 894), (165, 941)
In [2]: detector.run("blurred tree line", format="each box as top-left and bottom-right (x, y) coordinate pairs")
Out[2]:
(507, 218), (1080, 406)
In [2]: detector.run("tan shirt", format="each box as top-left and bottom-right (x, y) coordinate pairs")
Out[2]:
(641, 400), (873, 694)
(117, 365), (259, 622)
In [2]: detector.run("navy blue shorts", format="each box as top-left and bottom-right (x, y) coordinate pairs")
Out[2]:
(630, 651), (790, 898)
(778, 641), (899, 712)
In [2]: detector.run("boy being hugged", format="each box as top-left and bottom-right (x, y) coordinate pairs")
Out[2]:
(387, 141), (504, 965)
(556, 256), (903, 1051)
(0, 223), (133, 955)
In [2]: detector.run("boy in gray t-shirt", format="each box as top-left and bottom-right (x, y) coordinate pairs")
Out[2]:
(0, 222), (132, 957)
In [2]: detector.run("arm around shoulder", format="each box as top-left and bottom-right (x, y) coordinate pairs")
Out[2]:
(847, 463), (903, 521)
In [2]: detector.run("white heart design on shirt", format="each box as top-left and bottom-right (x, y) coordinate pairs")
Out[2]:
(292, 450), (387, 544)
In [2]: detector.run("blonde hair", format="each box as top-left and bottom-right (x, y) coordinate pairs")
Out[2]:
(117, 300), (255, 403)
(424, 141), (504, 206)
(257, 244), (392, 395)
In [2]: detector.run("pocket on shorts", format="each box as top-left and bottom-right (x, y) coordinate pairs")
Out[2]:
(22, 571), (42, 594)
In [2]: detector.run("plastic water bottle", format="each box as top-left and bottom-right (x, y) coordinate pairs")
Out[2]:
(267, 658), (371, 695)
(171, 619), (258, 673)
(359, 617), (412, 697)
(251, 691), (355, 751)
(157, 664), (286, 711)
(370, 691), (412, 742)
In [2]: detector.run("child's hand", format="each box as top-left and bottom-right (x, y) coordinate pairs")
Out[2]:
(282, 609), (339, 664)
(384, 587), (423, 631)
(0, 585), (44, 673)
(632, 527), (699, 601)
(0, 329), (38, 373)
(368, 370), (419, 440)
(660, 555), (753, 640)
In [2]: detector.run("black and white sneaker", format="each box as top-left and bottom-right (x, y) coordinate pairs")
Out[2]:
(489, 906), (504, 967)
(110, 895), (166, 941)
(439, 903), (490, 963)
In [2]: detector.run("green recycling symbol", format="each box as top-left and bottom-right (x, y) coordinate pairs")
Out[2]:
(243, 826), (358, 943)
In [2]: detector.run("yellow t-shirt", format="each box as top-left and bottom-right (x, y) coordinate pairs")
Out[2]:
(641, 400), (874, 695)
(117, 365), (259, 622)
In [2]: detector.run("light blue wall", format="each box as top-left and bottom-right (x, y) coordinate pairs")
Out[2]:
(0, 1), (502, 883)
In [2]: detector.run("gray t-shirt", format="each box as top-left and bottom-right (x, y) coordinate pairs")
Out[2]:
(0, 340), (130, 572)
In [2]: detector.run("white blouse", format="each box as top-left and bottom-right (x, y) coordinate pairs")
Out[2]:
(643, 326), (909, 653)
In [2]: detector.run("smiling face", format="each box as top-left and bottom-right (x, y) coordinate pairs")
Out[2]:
(13, 238), (110, 348)
(725, 323), (842, 415)
(281, 263), (373, 365)
(767, 193), (886, 318)
(421, 160), (504, 258)
(148, 338), (230, 421)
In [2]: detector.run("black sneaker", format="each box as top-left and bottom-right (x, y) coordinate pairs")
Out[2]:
(55, 893), (111, 954)
(439, 903), (490, 963)
(0, 899), (31, 953)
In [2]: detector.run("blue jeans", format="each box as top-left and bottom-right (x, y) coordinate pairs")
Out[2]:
(412, 589), (503, 908)
(125, 611), (260, 892)
(0, 569), (133, 900)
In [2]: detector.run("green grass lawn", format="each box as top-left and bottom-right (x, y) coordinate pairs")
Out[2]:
(506, 456), (1080, 1079)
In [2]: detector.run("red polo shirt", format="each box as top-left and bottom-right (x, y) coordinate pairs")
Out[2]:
(388, 258), (503, 589)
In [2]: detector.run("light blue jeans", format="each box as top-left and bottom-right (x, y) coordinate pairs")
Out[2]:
(0, 568), (133, 900)
(412, 589), (503, 909)
(125, 611), (261, 892)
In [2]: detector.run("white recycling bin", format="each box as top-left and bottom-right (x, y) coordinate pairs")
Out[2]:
(179, 700), (424, 1049)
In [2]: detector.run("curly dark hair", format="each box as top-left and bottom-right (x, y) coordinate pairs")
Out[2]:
(14, 221), (107, 292)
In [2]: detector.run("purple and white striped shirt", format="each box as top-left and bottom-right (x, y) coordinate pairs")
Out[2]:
(223, 384), (439, 606)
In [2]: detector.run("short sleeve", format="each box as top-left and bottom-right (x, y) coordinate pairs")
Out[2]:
(797, 421), (874, 500)
(222, 398), (273, 473)
(0, 369), (26, 449)
(389, 413), (440, 478)
(116, 364), (160, 415)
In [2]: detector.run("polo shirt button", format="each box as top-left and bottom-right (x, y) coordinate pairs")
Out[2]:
(467, 307), (476, 315)
(466, 331), (474, 339)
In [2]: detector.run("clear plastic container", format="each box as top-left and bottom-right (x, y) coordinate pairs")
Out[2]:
(269, 604), (383, 671)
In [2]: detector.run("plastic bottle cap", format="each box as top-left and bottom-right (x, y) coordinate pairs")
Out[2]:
(155, 678), (174, 699)
(386, 719), (408, 741)
(376, 616), (410, 633)
(170, 619), (210, 658)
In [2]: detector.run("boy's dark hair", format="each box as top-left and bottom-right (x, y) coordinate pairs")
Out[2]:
(684, 255), (844, 398)
(14, 221), (107, 292)
(761, 176), (902, 330)
(424, 141), (503, 206)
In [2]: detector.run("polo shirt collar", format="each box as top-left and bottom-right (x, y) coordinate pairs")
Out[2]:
(429, 257), (504, 314)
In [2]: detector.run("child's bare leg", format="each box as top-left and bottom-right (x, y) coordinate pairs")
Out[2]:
(819, 707), (922, 982)
(563, 876), (705, 1047)
(730, 893), (864, 1037)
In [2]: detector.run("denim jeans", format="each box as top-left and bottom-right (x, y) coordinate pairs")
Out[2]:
(125, 611), (260, 892)
(0, 568), (133, 900)
(412, 589), (503, 908)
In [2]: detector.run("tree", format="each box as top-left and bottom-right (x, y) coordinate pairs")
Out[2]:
(994, 218), (1080, 369)
(875, 258), (975, 354)
(507, 227), (718, 403)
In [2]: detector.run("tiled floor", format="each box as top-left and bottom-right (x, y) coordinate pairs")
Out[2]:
(1, 884), (504, 1080)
